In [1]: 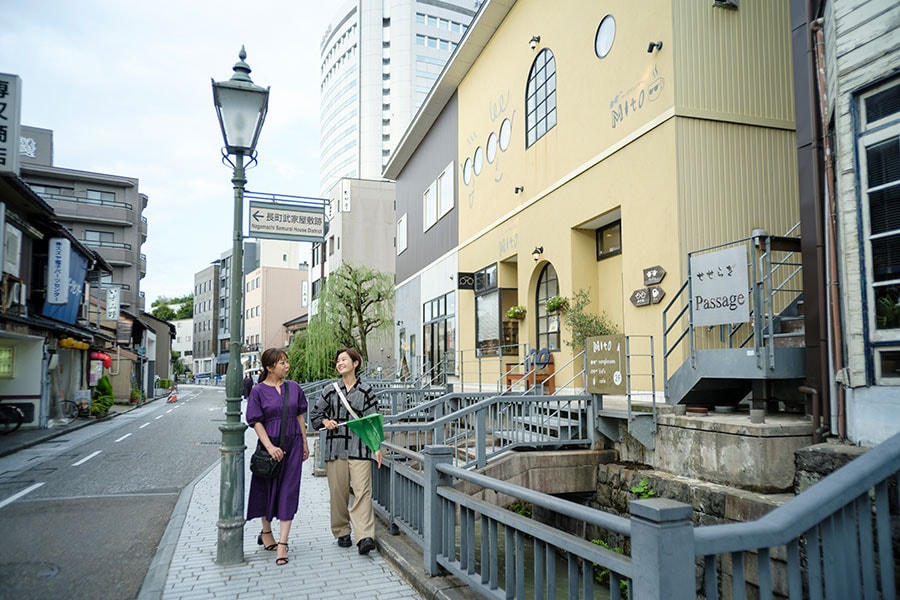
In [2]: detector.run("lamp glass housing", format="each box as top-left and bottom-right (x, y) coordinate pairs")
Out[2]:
(212, 80), (269, 154)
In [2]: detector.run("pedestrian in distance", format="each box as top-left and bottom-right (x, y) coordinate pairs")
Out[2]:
(245, 348), (310, 566)
(242, 372), (254, 400)
(309, 347), (383, 555)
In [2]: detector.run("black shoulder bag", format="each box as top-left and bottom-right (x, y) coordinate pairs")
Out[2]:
(249, 383), (289, 480)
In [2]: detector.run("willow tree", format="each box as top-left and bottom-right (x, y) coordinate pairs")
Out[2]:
(288, 314), (342, 382)
(321, 263), (395, 362)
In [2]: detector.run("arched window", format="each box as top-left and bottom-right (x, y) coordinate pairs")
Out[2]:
(525, 48), (557, 148)
(535, 263), (561, 351)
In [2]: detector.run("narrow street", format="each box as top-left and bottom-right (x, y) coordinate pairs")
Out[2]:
(0, 386), (225, 600)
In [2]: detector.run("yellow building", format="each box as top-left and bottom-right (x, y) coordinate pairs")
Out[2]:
(448, 0), (799, 388)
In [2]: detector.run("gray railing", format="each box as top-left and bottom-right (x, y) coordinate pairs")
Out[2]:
(373, 430), (899, 600)
(385, 392), (592, 470)
(662, 228), (803, 394)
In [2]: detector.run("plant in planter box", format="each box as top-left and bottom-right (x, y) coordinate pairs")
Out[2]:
(506, 305), (527, 320)
(545, 295), (569, 313)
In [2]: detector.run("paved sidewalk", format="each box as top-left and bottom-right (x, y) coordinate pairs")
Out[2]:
(140, 458), (425, 599)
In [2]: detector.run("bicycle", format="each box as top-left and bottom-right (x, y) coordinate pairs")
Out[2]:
(57, 400), (80, 425)
(0, 402), (24, 434)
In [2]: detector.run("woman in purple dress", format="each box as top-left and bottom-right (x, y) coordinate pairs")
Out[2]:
(246, 348), (309, 566)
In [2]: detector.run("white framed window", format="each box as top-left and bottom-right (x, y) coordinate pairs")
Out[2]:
(858, 79), (900, 384)
(397, 213), (408, 255)
(438, 161), (454, 218)
(423, 182), (437, 231)
(423, 162), (454, 232)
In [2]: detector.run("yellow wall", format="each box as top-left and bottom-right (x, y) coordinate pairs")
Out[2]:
(453, 0), (796, 384)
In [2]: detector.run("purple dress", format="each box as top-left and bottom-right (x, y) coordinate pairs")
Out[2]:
(245, 380), (308, 522)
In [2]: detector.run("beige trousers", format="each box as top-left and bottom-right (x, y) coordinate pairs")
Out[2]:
(325, 458), (374, 541)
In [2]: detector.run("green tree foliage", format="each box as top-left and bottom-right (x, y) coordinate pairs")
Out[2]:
(150, 294), (194, 320)
(562, 288), (618, 351)
(320, 263), (395, 362)
(287, 263), (394, 382)
(288, 315), (342, 383)
(171, 350), (186, 377)
(152, 305), (176, 321)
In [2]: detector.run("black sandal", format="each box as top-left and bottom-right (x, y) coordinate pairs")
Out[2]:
(276, 542), (289, 566)
(257, 530), (277, 551)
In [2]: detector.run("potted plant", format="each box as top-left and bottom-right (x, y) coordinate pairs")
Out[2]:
(545, 295), (569, 314)
(506, 305), (527, 320)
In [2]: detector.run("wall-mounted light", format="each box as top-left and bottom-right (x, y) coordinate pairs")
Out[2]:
(529, 35), (541, 50)
(532, 246), (543, 262)
(713, 0), (738, 8)
(514, 185), (525, 194)
(647, 41), (663, 53)
(396, 320), (404, 327)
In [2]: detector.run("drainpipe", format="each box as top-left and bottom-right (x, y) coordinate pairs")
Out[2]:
(799, 385), (827, 443)
(810, 15), (845, 440)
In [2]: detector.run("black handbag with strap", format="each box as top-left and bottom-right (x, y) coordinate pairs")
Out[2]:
(249, 383), (289, 479)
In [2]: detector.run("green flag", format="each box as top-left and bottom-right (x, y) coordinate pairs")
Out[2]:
(345, 413), (384, 452)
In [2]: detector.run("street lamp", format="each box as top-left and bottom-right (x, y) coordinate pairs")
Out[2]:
(211, 45), (269, 565)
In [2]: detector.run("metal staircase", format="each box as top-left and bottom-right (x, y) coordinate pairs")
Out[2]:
(663, 229), (807, 408)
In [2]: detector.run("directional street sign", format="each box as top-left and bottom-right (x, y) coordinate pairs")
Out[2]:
(247, 201), (326, 243)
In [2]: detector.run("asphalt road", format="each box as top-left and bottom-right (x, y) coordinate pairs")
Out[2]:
(0, 385), (228, 600)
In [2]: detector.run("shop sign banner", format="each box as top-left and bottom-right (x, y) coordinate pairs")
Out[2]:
(47, 238), (70, 304)
(0, 73), (21, 175)
(42, 240), (88, 324)
(689, 245), (750, 327)
(586, 334), (626, 395)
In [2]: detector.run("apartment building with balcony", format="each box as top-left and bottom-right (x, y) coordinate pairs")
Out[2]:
(18, 127), (147, 314)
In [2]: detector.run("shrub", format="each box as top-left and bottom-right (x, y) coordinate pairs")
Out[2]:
(562, 288), (618, 351)
(92, 374), (115, 416)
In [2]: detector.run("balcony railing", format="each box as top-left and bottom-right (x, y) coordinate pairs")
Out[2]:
(35, 190), (133, 210)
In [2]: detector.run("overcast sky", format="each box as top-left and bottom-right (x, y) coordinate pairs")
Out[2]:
(1, 0), (332, 306)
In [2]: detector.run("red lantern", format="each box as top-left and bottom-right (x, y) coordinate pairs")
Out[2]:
(103, 355), (112, 368)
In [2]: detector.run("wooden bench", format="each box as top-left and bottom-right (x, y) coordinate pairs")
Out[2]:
(505, 354), (555, 394)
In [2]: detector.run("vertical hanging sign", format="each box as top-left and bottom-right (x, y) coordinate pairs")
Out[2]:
(106, 286), (121, 320)
(0, 73), (22, 176)
(48, 238), (71, 305)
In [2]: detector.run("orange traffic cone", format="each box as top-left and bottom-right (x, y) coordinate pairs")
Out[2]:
(167, 393), (177, 403)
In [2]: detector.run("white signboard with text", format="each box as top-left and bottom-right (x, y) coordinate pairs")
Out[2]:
(0, 73), (22, 175)
(689, 245), (750, 327)
(106, 286), (121, 320)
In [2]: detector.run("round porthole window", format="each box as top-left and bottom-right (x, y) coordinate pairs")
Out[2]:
(463, 157), (473, 185)
(486, 132), (498, 163)
(473, 146), (484, 176)
(499, 118), (511, 151)
(595, 15), (615, 59)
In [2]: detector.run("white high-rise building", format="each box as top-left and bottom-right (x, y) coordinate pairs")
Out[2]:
(318, 0), (477, 195)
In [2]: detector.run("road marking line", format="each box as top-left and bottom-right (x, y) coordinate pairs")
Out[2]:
(115, 433), (132, 442)
(166, 409), (174, 414)
(140, 423), (150, 429)
(72, 450), (102, 466)
(0, 482), (45, 509)
(155, 415), (164, 420)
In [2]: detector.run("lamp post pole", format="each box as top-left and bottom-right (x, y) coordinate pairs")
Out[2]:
(216, 149), (246, 565)
(211, 46), (269, 565)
